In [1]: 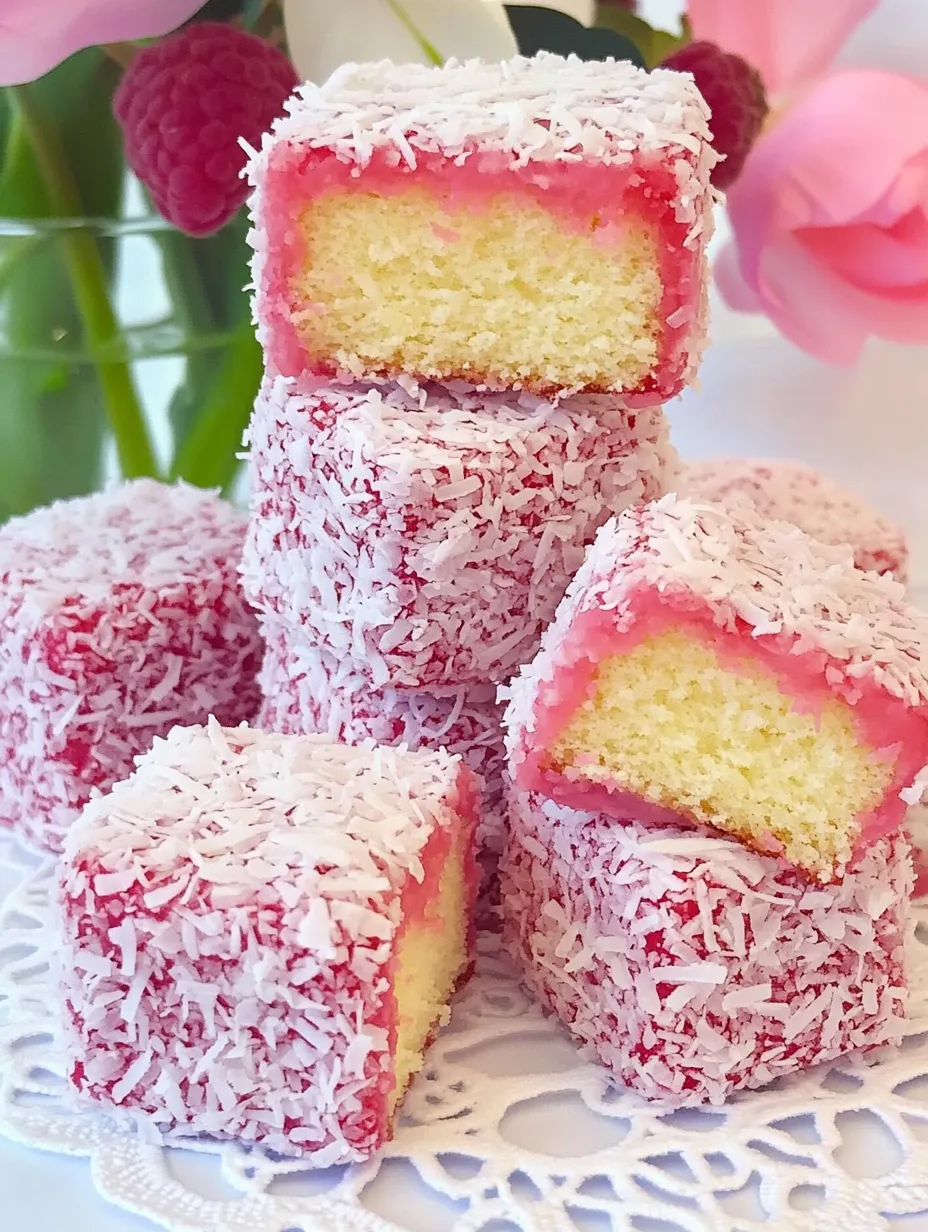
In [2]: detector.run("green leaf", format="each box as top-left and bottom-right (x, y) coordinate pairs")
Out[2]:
(0, 51), (126, 520)
(182, 209), (253, 333)
(505, 5), (645, 66)
(592, 4), (688, 68)
(187, 0), (249, 21)
(157, 208), (258, 488)
(242, 0), (271, 27)
(170, 322), (263, 494)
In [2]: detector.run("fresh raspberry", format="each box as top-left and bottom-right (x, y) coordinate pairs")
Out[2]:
(114, 22), (298, 236)
(662, 41), (768, 191)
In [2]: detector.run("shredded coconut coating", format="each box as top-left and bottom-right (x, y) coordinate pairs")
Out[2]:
(505, 494), (928, 771)
(242, 375), (675, 690)
(248, 53), (716, 178)
(501, 789), (912, 1105)
(56, 719), (477, 1161)
(245, 55), (716, 398)
(0, 480), (263, 853)
(257, 626), (506, 857)
(685, 457), (908, 580)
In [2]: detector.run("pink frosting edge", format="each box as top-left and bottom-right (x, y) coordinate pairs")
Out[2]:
(252, 146), (706, 402)
(513, 584), (928, 874)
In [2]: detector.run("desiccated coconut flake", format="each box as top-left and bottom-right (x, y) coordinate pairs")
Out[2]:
(500, 789), (912, 1107)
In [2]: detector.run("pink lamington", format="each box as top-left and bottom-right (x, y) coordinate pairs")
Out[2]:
(246, 53), (715, 402)
(0, 480), (263, 853)
(241, 375), (675, 690)
(505, 494), (928, 881)
(685, 457), (908, 580)
(257, 628), (506, 861)
(57, 720), (479, 1161)
(501, 788), (912, 1105)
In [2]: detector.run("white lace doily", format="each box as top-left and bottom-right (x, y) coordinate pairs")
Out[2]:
(4, 835), (928, 1232)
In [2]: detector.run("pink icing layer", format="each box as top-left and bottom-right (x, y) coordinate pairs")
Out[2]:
(515, 584), (927, 872)
(257, 146), (702, 403)
(500, 790), (911, 1105)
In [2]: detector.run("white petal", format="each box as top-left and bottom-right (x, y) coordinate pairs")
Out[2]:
(283, 0), (519, 85)
(505, 0), (594, 24)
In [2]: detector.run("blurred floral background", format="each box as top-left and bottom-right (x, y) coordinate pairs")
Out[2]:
(0, 0), (923, 521)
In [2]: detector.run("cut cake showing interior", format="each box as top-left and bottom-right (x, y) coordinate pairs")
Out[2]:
(246, 53), (716, 401)
(504, 495), (928, 881)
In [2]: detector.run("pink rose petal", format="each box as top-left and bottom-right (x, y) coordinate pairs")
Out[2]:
(798, 210), (928, 292)
(0, 0), (204, 85)
(719, 69), (928, 363)
(714, 242), (764, 314)
(687, 0), (878, 96)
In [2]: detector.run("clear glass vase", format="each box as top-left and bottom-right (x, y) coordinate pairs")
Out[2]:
(0, 215), (261, 522)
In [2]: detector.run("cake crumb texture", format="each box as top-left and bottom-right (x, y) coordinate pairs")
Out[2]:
(504, 495), (928, 879)
(247, 53), (716, 399)
(292, 188), (662, 393)
(391, 824), (470, 1113)
(551, 629), (892, 878)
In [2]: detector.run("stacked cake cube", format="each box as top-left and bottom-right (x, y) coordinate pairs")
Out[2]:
(501, 494), (928, 1101)
(503, 788), (912, 1104)
(240, 53), (713, 872)
(18, 48), (928, 1163)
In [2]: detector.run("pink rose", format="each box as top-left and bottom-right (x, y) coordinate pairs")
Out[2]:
(690, 0), (877, 96)
(0, 0), (205, 85)
(717, 70), (928, 364)
(687, 0), (878, 96)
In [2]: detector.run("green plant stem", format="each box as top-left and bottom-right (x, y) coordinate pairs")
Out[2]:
(170, 323), (263, 493)
(386, 0), (443, 65)
(9, 84), (160, 480)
